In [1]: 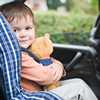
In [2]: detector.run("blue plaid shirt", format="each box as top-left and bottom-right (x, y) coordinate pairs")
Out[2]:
(0, 13), (62, 100)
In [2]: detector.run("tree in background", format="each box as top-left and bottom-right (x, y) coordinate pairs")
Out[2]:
(47, 0), (98, 15)
(90, 0), (98, 13)
(47, 0), (61, 9)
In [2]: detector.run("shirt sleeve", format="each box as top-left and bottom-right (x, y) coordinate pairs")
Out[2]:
(0, 13), (62, 100)
(21, 52), (63, 85)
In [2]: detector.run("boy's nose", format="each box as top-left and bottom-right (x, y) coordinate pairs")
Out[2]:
(19, 32), (27, 38)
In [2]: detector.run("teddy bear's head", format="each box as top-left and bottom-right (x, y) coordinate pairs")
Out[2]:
(31, 34), (53, 58)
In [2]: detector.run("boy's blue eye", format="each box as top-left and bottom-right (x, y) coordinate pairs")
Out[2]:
(13, 29), (18, 32)
(13, 28), (20, 32)
(25, 27), (32, 30)
(13, 29), (16, 32)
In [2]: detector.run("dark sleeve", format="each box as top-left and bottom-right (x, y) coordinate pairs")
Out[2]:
(0, 13), (62, 100)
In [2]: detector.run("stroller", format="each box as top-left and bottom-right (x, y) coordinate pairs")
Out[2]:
(52, 14), (100, 99)
(0, 14), (100, 100)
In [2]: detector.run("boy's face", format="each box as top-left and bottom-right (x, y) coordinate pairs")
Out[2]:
(10, 15), (35, 48)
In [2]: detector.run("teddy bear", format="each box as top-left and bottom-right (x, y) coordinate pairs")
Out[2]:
(30, 34), (60, 90)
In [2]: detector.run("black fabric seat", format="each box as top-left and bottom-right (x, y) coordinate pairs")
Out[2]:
(90, 14), (100, 81)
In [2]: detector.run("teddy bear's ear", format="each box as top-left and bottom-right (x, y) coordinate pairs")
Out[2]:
(44, 33), (50, 39)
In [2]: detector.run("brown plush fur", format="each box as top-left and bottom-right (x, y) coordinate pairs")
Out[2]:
(31, 34), (53, 59)
(30, 34), (60, 90)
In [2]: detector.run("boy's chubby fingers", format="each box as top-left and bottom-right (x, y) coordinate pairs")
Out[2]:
(53, 63), (63, 81)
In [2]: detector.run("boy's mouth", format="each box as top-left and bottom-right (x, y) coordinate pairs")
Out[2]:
(19, 37), (29, 42)
(19, 42), (29, 48)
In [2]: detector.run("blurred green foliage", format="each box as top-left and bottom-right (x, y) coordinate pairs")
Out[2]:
(35, 11), (96, 45)
(68, 0), (98, 14)
(47, 0), (98, 14)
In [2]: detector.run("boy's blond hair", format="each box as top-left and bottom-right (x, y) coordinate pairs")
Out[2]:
(0, 1), (35, 25)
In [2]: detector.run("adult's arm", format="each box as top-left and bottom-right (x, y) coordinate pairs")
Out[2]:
(0, 12), (61, 100)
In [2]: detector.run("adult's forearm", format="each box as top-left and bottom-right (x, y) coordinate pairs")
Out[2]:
(0, 13), (62, 100)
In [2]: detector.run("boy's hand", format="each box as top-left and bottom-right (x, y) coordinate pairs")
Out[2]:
(48, 59), (64, 82)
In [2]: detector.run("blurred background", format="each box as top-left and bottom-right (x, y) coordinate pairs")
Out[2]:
(0, 0), (99, 45)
